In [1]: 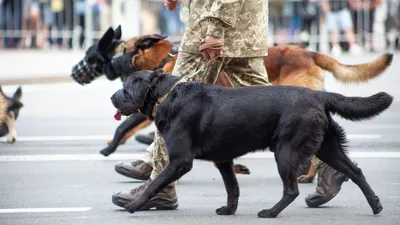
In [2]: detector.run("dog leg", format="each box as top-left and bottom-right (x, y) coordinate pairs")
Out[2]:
(119, 120), (152, 144)
(100, 113), (148, 156)
(317, 146), (382, 215)
(258, 148), (300, 218)
(316, 122), (383, 215)
(124, 133), (194, 214)
(215, 160), (240, 215)
(5, 112), (16, 143)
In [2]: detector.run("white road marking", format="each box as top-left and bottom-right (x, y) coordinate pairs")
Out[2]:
(0, 207), (92, 213)
(1, 152), (400, 162)
(2, 134), (382, 142)
(1, 80), (121, 93)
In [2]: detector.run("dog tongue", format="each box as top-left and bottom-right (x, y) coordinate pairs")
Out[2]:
(114, 109), (122, 121)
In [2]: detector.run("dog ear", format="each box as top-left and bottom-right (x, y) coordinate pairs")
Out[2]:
(13, 86), (22, 100)
(135, 34), (168, 50)
(114, 25), (122, 40)
(126, 76), (152, 110)
(98, 27), (114, 50)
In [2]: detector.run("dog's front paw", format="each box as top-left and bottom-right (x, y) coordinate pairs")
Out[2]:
(233, 164), (250, 175)
(257, 209), (277, 218)
(372, 196), (383, 215)
(107, 139), (113, 145)
(100, 149), (111, 157)
(216, 206), (236, 215)
(6, 136), (16, 144)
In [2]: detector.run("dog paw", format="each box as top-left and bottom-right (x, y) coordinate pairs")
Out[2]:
(107, 139), (113, 145)
(257, 209), (277, 218)
(100, 149), (111, 157)
(6, 137), (16, 144)
(372, 196), (383, 215)
(233, 164), (251, 175)
(216, 206), (236, 215)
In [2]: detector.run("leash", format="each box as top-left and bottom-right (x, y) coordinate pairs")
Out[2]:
(182, 58), (215, 81)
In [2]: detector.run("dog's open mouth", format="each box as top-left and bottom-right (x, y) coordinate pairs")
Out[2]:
(114, 109), (122, 121)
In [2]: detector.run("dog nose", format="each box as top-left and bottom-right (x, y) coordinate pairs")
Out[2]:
(110, 94), (118, 108)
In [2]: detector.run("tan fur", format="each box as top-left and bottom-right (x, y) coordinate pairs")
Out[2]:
(108, 119), (152, 145)
(313, 53), (393, 83)
(0, 93), (7, 127)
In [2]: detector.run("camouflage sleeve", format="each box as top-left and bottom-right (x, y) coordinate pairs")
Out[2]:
(205, 0), (246, 38)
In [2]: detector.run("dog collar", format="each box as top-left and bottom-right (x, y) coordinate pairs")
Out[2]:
(148, 76), (188, 119)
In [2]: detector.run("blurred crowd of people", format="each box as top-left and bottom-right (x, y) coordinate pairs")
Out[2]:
(0, 0), (399, 55)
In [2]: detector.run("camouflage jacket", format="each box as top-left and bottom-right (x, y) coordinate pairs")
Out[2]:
(179, 0), (269, 58)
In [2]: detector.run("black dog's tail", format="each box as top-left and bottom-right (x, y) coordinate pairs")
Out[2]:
(323, 91), (393, 121)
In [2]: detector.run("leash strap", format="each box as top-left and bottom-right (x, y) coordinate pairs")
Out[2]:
(183, 58), (215, 81)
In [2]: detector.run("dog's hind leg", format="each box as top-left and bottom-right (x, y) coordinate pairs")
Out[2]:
(258, 147), (300, 218)
(215, 160), (240, 215)
(316, 122), (383, 215)
(100, 113), (148, 156)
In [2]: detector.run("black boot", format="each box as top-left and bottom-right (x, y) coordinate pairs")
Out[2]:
(135, 131), (155, 145)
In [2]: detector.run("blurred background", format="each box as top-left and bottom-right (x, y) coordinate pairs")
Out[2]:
(0, 0), (397, 52)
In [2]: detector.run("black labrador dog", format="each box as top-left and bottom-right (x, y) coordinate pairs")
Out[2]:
(111, 69), (391, 218)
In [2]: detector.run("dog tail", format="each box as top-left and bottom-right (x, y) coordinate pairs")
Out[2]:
(313, 53), (393, 83)
(323, 91), (393, 121)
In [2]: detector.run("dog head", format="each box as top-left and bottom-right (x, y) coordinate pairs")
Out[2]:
(111, 69), (164, 119)
(71, 25), (175, 85)
(0, 86), (23, 120)
(110, 33), (172, 78)
(0, 86), (23, 142)
(71, 25), (123, 85)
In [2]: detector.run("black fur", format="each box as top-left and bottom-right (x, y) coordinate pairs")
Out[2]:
(111, 70), (392, 217)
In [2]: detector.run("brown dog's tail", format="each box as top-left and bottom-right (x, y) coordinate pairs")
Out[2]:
(323, 91), (393, 121)
(313, 53), (393, 83)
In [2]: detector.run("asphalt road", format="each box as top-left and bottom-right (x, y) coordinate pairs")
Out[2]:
(1, 53), (400, 225)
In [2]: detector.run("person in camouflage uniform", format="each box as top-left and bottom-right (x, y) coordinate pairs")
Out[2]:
(112, 0), (271, 210)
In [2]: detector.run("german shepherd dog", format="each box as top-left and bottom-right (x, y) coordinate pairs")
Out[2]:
(110, 69), (391, 217)
(0, 86), (23, 143)
(71, 26), (393, 176)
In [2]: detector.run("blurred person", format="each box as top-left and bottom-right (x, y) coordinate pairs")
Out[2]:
(268, 0), (286, 46)
(349, 0), (382, 52)
(298, 0), (321, 50)
(50, 0), (64, 48)
(322, 0), (363, 56)
(38, 0), (52, 49)
(75, 0), (85, 48)
(158, 0), (183, 36)
(385, 0), (400, 51)
(98, 0), (113, 35)
(112, 0), (271, 211)
(1, 0), (23, 48)
(19, 0), (41, 48)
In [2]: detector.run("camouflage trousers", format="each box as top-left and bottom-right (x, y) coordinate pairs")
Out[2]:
(144, 52), (271, 186)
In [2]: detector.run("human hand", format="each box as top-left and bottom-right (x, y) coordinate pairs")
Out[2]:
(199, 36), (224, 60)
(162, 0), (178, 10)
